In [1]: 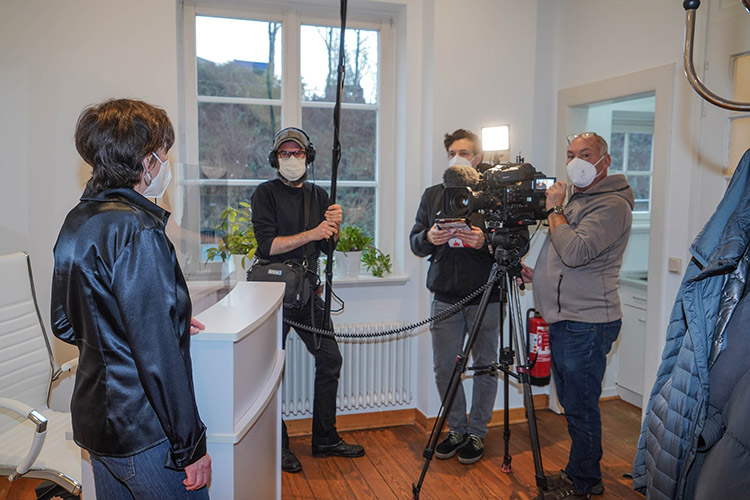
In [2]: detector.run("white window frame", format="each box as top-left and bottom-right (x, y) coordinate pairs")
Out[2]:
(179, 2), (396, 279)
(609, 121), (654, 215)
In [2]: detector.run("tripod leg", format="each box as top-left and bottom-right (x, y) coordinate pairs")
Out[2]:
(502, 366), (512, 473)
(507, 274), (548, 499)
(412, 264), (500, 500)
(498, 292), (513, 473)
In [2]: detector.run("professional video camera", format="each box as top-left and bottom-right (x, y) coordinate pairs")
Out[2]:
(443, 161), (555, 229)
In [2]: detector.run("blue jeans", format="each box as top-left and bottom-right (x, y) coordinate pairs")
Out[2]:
(431, 299), (500, 438)
(549, 319), (621, 494)
(89, 440), (210, 500)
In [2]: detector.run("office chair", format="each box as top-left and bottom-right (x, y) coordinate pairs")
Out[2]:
(0, 252), (82, 495)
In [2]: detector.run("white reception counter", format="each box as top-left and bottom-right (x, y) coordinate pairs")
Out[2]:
(191, 281), (285, 500)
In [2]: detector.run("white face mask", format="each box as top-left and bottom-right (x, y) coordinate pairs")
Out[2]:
(448, 155), (474, 168)
(565, 155), (605, 188)
(278, 156), (307, 182)
(143, 153), (172, 198)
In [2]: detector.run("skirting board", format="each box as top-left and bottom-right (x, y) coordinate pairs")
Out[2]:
(286, 394), (550, 437)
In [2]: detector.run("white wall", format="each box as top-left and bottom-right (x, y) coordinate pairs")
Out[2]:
(2, 0), (743, 422)
(0, 0), (181, 386)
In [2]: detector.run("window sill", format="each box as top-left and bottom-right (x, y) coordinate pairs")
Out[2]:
(187, 274), (410, 303)
(325, 274), (410, 288)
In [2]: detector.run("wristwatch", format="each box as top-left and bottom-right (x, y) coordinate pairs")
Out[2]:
(547, 205), (564, 216)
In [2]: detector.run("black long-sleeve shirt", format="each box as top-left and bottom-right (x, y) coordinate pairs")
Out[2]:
(251, 179), (331, 277)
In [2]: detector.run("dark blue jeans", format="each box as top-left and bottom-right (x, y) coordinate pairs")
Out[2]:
(89, 439), (210, 500)
(548, 319), (621, 494)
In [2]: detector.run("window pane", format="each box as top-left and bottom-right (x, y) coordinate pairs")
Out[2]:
(610, 132), (625, 171)
(733, 54), (750, 104)
(627, 133), (653, 172)
(200, 185), (256, 260)
(627, 174), (651, 212)
(336, 187), (376, 238)
(196, 17), (281, 99)
(633, 200), (649, 212)
(199, 102), (280, 179)
(301, 25), (378, 104)
(729, 117), (750, 176)
(302, 107), (376, 181)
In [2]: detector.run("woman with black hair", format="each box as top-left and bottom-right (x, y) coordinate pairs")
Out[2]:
(51, 98), (211, 499)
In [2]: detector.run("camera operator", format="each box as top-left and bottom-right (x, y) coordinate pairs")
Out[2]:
(251, 127), (365, 474)
(410, 129), (499, 465)
(520, 132), (633, 499)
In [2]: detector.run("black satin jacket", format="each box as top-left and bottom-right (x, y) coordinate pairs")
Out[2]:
(51, 188), (206, 469)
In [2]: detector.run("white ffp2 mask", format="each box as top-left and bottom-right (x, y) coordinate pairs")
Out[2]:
(278, 156), (307, 182)
(448, 155), (474, 168)
(566, 155), (605, 188)
(143, 153), (172, 198)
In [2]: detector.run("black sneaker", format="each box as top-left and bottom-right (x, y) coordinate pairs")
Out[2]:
(545, 471), (603, 495)
(435, 431), (467, 459)
(543, 475), (591, 500)
(458, 433), (484, 464)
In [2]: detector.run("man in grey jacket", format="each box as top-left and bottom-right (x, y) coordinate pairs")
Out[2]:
(521, 132), (633, 499)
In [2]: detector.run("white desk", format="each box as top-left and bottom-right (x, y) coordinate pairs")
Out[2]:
(192, 282), (285, 500)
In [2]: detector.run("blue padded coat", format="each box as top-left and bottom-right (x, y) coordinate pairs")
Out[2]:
(633, 149), (750, 500)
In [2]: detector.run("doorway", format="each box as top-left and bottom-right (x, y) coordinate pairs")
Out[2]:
(556, 65), (674, 410)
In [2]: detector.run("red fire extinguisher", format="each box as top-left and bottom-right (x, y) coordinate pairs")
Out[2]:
(526, 309), (551, 386)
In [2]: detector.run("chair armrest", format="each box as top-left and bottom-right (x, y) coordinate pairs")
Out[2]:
(0, 397), (48, 481)
(52, 357), (79, 381)
(60, 357), (79, 372)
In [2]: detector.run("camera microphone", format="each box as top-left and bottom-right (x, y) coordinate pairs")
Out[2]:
(443, 165), (480, 189)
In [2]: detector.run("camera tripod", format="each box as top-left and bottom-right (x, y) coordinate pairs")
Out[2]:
(411, 232), (550, 500)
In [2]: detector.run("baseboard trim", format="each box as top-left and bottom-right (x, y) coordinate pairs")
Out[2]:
(286, 394), (550, 437)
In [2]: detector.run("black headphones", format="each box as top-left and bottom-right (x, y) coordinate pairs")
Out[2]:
(267, 127), (316, 169)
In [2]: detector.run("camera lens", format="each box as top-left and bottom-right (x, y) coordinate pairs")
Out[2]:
(447, 192), (471, 217)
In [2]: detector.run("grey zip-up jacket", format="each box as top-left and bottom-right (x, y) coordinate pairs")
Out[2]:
(531, 174), (634, 324)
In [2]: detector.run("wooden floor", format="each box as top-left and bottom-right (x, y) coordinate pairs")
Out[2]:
(283, 399), (644, 500)
(0, 399), (643, 500)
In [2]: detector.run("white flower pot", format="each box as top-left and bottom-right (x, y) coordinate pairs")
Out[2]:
(334, 250), (362, 279)
(232, 254), (251, 282)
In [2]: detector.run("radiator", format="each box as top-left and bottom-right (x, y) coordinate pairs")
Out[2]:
(281, 323), (412, 417)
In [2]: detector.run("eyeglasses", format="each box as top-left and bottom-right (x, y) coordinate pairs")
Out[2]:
(566, 132), (598, 144)
(277, 150), (306, 159)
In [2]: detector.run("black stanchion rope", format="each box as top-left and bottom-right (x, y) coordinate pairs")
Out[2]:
(284, 272), (501, 341)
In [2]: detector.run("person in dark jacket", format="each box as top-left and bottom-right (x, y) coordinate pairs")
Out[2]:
(51, 99), (211, 499)
(251, 127), (364, 474)
(409, 129), (499, 465)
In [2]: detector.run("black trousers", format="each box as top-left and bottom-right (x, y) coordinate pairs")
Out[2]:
(281, 296), (343, 448)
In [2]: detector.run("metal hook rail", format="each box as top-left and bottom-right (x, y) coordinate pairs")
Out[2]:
(683, 0), (750, 111)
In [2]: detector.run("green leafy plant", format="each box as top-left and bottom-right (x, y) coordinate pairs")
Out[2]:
(336, 225), (373, 253)
(335, 224), (392, 277)
(205, 202), (257, 269)
(362, 245), (392, 277)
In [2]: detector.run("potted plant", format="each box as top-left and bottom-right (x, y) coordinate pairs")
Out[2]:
(205, 201), (257, 282)
(334, 225), (392, 278)
(362, 245), (392, 277)
(335, 225), (371, 278)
